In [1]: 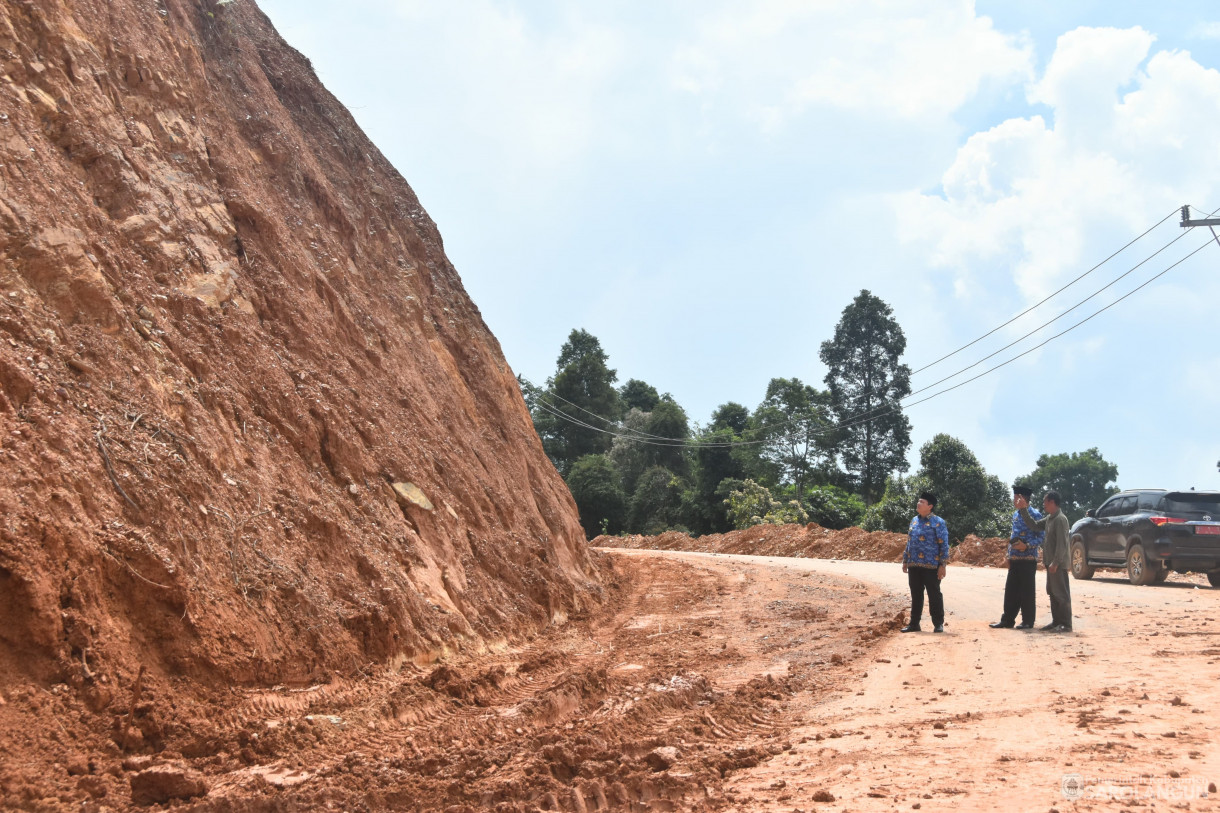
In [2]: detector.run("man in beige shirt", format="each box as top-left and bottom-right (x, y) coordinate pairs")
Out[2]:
(1017, 490), (1073, 632)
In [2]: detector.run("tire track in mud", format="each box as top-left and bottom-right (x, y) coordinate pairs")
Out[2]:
(185, 552), (904, 812)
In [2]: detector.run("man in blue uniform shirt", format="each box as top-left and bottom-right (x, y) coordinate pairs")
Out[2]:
(990, 484), (1044, 630)
(901, 491), (950, 633)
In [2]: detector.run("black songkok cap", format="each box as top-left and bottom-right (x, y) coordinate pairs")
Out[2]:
(918, 491), (937, 508)
(1013, 485), (1033, 498)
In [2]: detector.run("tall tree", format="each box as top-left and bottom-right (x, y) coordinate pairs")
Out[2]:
(565, 454), (627, 538)
(686, 404), (754, 534)
(620, 379), (661, 412)
(917, 434), (1009, 541)
(1017, 448), (1119, 519)
(532, 329), (622, 475)
(608, 409), (653, 497)
(710, 402), (750, 434)
(820, 290), (912, 503)
(628, 466), (687, 534)
(752, 378), (838, 500)
(643, 397), (690, 475)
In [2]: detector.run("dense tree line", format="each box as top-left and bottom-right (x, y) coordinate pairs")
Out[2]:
(522, 291), (1119, 542)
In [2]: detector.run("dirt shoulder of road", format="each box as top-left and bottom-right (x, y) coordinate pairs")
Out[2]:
(596, 523), (1214, 587)
(619, 550), (1220, 813)
(594, 524), (1012, 568)
(3, 542), (1215, 811)
(0, 550), (904, 811)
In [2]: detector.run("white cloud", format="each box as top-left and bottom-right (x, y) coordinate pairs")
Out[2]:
(1188, 21), (1220, 40)
(1028, 26), (1154, 133)
(382, 1), (627, 171)
(670, 0), (1033, 127)
(896, 26), (1220, 301)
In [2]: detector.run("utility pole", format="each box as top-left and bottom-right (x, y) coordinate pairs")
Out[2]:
(1180, 205), (1220, 227)
(1182, 205), (1220, 251)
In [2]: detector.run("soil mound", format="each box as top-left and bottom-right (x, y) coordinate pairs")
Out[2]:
(0, 0), (596, 697)
(595, 524), (1012, 567)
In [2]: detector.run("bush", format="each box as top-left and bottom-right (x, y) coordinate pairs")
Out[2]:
(861, 476), (927, 533)
(566, 455), (626, 538)
(628, 466), (687, 534)
(725, 479), (809, 529)
(803, 485), (866, 529)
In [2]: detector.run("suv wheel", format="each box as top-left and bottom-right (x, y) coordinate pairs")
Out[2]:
(1070, 540), (1094, 580)
(1208, 571), (1220, 588)
(1126, 543), (1156, 586)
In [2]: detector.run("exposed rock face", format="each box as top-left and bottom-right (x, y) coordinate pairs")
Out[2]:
(0, 0), (596, 688)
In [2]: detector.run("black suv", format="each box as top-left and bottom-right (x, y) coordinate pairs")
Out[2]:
(1070, 489), (1220, 586)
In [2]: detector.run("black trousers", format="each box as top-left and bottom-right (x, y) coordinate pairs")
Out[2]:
(1000, 559), (1037, 626)
(1047, 566), (1072, 628)
(907, 567), (944, 627)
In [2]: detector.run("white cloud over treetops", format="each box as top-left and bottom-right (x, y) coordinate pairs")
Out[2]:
(896, 26), (1220, 301)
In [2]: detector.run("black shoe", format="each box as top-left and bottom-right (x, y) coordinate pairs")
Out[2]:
(1054, 626), (1073, 633)
(933, 624), (944, 633)
(989, 621), (1014, 629)
(1016, 622), (1035, 630)
(900, 624), (921, 633)
(1038, 622), (1060, 631)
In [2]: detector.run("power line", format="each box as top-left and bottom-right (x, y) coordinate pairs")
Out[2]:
(910, 206), (1181, 376)
(530, 219), (1217, 449)
(900, 233), (1214, 410)
(905, 221), (1199, 399)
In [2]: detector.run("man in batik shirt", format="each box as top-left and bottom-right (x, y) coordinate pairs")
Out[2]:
(990, 484), (1044, 629)
(901, 491), (950, 633)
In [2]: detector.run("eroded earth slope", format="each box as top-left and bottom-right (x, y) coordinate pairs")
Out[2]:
(0, 0), (594, 737)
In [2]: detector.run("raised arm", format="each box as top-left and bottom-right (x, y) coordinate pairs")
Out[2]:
(1018, 505), (1048, 531)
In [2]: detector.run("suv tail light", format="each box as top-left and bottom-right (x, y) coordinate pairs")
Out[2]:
(1149, 516), (1186, 526)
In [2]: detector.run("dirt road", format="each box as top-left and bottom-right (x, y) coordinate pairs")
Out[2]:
(5, 548), (1219, 811)
(610, 549), (1220, 812)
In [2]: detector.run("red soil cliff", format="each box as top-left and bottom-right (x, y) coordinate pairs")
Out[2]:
(0, 0), (596, 696)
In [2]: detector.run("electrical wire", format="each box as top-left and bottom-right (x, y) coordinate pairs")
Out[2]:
(910, 206), (1181, 376)
(905, 221), (1198, 399)
(530, 220), (1217, 449)
(899, 233), (1214, 410)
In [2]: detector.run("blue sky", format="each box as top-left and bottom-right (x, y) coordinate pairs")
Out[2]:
(257, 0), (1220, 497)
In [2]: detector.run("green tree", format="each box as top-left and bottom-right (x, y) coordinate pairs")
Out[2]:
(804, 485), (866, 530)
(565, 454), (627, 538)
(862, 475), (928, 533)
(532, 329), (622, 475)
(724, 479), (809, 530)
(1016, 448), (1119, 519)
(752, 378), (838, 500)
(607, 396), (692, 497)
(643, 397), (690, 475)
(628, 466), (687, 534)
(710, 402), (750, 434)
(820, 290), (912, 503)
(607, 409), (653, 497)
(918, 434), (1009, 541)
(681, 403), (755, 534)
(620, 379), (661, 412)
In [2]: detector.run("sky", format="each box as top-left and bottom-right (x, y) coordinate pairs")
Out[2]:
(257, 0), (1220, 497)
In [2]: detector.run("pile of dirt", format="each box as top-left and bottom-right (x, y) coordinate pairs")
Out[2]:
(0, 0), (595, 738)
(595, 525), (1014, 568)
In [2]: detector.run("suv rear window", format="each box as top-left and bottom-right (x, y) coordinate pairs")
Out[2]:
(1157, 493), (1220, 518)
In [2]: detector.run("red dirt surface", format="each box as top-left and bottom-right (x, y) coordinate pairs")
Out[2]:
(7, 3), (1212, 811)
(0, 550), (904, 810)
(594, 524), (1013, 568)
(0, 0), (601, 804)
(597, 525), (1212, 585)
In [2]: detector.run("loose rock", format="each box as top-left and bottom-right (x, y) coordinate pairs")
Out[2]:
(129, 765), (208, 805)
